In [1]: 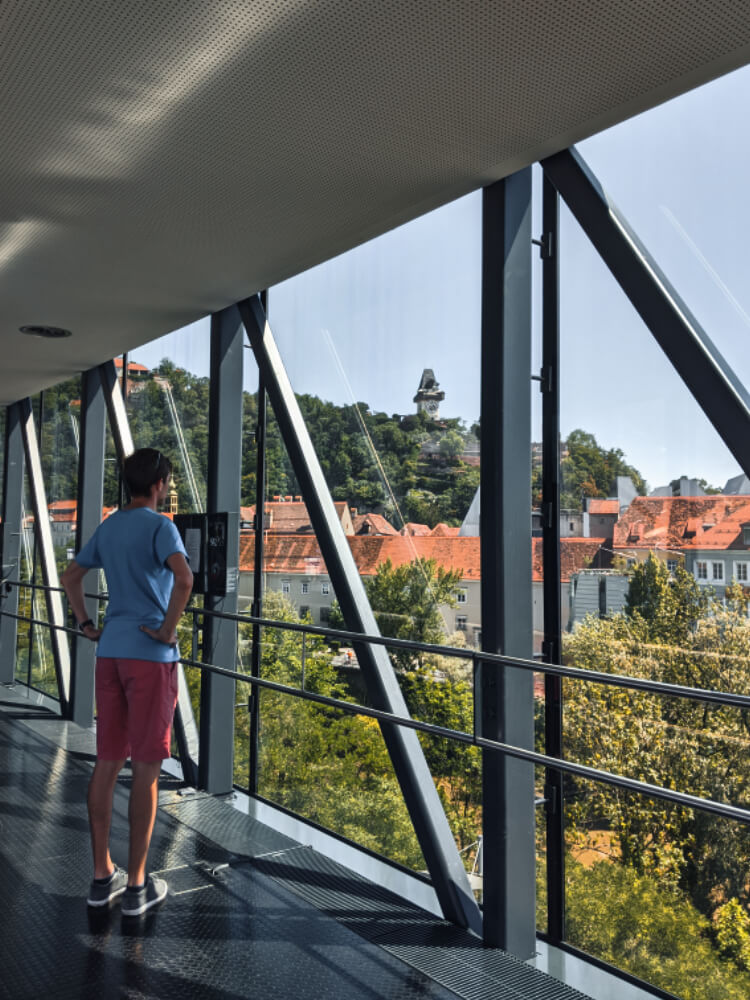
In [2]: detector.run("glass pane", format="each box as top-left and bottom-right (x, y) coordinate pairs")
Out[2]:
(559, 186), (750, 997)
(122, 319), (210, 515)
(564, 780), (750, 1000)
(247, 194), (484, 868)
(579, 64), (750, 407)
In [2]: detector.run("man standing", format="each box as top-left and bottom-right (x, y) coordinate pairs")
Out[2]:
(62, 447), (193, 916)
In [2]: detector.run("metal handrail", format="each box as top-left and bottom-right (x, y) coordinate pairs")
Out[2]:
(3, 577), (750, 710)
(2, 591), (749, 828)
(175, 649), (750, 827)
(3, 577), (107, 602)
(188, 603), (750, 713)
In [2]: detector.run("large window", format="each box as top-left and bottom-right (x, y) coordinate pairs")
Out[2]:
(237, 193), (483, 876)
(553, 64), (750, 998)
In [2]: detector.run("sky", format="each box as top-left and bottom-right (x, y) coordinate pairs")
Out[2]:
(131, 64), (750, 494)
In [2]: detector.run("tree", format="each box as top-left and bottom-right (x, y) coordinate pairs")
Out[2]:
(625, 553), (708, 644)
(563, 575), (750, 919)
(560, 428), (646, 510)
(331, 557), (462, 672)
(233, 591), (425, 868)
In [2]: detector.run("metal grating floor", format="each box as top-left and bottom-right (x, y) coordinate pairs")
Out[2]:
(0, 689), (594, 1000)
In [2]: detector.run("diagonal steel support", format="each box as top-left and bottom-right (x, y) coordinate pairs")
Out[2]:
(0, 404), (25, 683)
(542, 146), (750, 478)
(18, 397), (71, 713)
(239, 294), (482, 935)
(97, 361), (199, 785)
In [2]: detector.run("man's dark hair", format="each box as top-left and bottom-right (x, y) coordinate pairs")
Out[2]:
(122, 448), (173, 498)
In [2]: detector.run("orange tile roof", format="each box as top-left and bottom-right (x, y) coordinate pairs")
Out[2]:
(532, 538), (607, 582)
(588, 499), (619, 515)
(400, 523), (431, 536)
(613, 496), (750, 551)
(350, 536), (481, 578)
(430, 523), (460, 536)
(239, 532), (606, 583)
(114, 358), (150, 373)
(352, 513), (399, 535)
(243, 500), (352, 534)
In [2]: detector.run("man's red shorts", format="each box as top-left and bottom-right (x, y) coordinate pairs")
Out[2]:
(95, 657), (179, 762)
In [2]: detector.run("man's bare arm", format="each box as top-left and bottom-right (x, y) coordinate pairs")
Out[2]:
(140, 552), (193, 646)
(60, 561), (101, 640)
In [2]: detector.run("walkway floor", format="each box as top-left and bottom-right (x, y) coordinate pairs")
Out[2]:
(0, 685), (593, 1000)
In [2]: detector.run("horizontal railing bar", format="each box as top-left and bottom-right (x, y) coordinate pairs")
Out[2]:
(3, 578), (107, 601)
(3, 593), (750, 712)
(179, 652), (750, 826)
(0, 609), (81, 637)
(188, 604), (750, 712)
(5, 603), (749, 825)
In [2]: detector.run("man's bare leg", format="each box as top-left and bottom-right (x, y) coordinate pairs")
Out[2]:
(127, 760), (162, 887)
(88, 758), (126, 879)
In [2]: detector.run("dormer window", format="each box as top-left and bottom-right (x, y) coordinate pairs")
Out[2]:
(743, 524), (750, 546)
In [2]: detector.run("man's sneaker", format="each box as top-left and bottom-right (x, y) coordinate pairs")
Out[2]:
(121, 875), (168, 916)
(87, 866), (128, 907)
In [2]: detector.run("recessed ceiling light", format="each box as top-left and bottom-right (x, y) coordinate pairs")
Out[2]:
(19, 324), (72, 339)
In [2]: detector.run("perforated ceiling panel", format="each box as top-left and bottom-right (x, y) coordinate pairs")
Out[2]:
(2, 0), (750, 402)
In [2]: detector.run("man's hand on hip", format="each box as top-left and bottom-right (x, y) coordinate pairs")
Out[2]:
(140, 623), (178, 646)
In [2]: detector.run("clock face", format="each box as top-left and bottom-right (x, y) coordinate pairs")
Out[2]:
(425, 399), (439, 415)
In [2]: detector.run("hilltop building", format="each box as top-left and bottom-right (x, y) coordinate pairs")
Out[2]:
(413, 369), (445, 418)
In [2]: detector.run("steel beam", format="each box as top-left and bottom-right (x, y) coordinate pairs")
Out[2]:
(542, 146), (750, 478)
(99, 360), (200, 785)
(198, 306), (243, 793)
(239, 294), (482, 935)
(99, 360), (134, 459)
(0, 405), (25, 683)
(540, 176), (565, 942)
(70, 369), (106, 726)
(19, 397), (71, 712)
(479, 169), (536, 956)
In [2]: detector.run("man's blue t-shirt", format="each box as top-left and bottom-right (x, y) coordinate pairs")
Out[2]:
(75, 508), (188, 662)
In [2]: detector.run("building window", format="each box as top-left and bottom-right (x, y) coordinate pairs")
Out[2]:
(321, 583), (330, 595)
(696, 561), (707, 580)
(282, 581), (291, 594)
(456, 589), (467, 604)
(320, 607), (330, 623)
(456, 615), (467, 631)
(301, 582), (309, 594)
(744, 526), (750, 545)
(712, 562), (724, 581)
(300, 606), (309, 618)
(735, 562), (749, 582)
(667, 559), (677, 574)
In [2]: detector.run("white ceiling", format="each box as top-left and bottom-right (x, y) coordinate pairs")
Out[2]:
(2, 0), (750, 404)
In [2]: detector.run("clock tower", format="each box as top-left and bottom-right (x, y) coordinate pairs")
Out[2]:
(414, 369), (445, 418)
